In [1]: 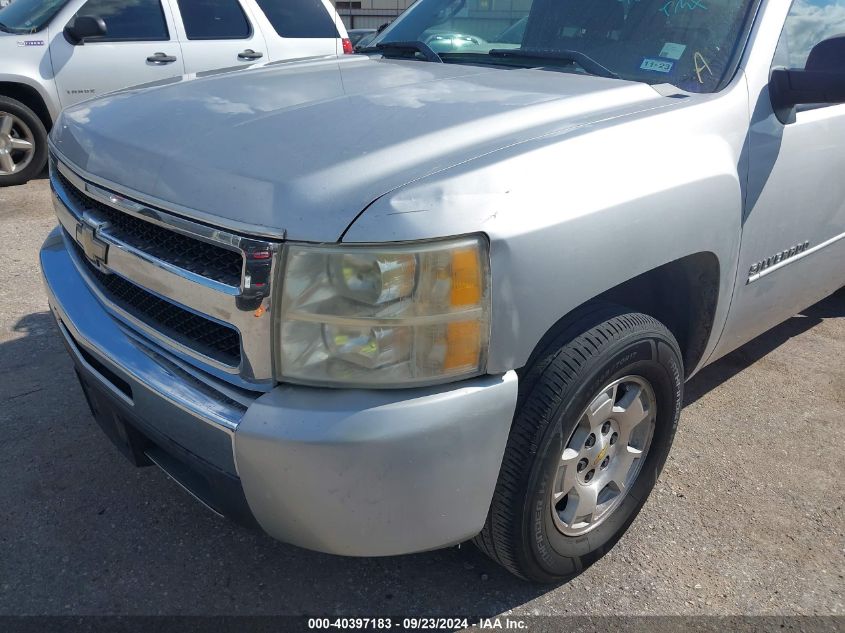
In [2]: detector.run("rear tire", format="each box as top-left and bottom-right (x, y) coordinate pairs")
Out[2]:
(474, 305), (684, 582)
(0, 96), (48, 187)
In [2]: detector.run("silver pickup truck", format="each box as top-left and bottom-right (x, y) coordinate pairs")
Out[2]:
(40, 0), (845, 582)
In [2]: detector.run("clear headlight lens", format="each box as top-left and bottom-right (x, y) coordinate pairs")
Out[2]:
(276, 235), (490, 388)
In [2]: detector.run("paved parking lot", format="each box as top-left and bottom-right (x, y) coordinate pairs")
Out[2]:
(1, 175), (843, 617)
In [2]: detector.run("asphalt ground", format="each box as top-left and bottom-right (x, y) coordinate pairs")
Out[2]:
(0, 175), (843, 620)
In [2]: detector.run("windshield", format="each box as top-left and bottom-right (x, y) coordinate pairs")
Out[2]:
(369, 0), (759, 93)
(0, 0), (69, 33)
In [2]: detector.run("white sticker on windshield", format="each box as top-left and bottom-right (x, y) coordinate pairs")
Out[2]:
(640, 58), (674, 73)
(659, 42), (687, 60)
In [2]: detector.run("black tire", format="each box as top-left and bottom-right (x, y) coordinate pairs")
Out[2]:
(0, 96), (48, 187)
(474, 304), (684, 583)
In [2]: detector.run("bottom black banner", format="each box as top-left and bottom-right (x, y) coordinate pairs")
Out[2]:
(0, 616), (842, 633)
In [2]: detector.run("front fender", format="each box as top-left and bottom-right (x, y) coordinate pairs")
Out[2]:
(343, 79), (751, 374)
(0, 61), (60, 121)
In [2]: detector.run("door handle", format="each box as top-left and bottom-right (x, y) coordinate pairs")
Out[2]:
(238, 49), (264, 60)
(147, 52), (177, 64)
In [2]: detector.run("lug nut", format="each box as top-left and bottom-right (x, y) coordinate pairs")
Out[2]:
(601, 457), (610, 469)
(577, 458), (588, 472)
(601, 421), (611, 435)
(610, 432), (619, 446)
(585, 434), (596, 448)
(584, 469), (595, 483)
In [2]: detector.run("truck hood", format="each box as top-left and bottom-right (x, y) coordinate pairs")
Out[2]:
(51, 55), (669, 241)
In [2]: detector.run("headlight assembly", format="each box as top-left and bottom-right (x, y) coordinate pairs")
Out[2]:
(276, 235), (490, 388)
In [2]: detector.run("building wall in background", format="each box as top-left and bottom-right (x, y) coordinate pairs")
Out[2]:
(332, 0), (413, 29)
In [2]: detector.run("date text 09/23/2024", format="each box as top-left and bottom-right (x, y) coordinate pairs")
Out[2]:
(307, 617), (528, 629)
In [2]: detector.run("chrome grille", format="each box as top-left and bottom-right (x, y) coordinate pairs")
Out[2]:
(68, 235), (241, 366)
(50, 154), (279, 389)
(55, 171), (244, 287)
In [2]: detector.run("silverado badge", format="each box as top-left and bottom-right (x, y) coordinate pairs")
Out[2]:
(748, 241), (810, 282)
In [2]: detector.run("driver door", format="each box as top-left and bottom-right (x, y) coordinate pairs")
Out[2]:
(716, 0), (845, 354)
(50, 0), (185, 109)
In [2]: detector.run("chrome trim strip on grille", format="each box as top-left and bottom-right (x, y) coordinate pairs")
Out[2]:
(63, 230), (241, 375)
(50, 156), (281, 389)
(55, 160), (266, 288)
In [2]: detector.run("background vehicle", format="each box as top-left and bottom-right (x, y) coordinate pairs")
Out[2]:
(347, 27), (376, 47)
(353, 31), (377, 51)
(0, 0), (350, 186)
(424, 31), (487, 52)
(41, 0), (845, 583)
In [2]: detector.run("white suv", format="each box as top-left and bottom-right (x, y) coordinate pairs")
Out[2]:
(0, 0), (349, 186)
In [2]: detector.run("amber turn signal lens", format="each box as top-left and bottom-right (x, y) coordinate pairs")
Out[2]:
(444, 321), (482, 371)
(450, 248), (482, 306)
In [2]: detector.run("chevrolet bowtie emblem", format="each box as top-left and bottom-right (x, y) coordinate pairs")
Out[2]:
(593, 445), (608, 467)
(76, 222), (109, 267)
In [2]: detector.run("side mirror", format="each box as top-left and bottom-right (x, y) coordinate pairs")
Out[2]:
(771, 35), (845, 123)
(64, 15), (107, 45)
(376, 22), (389, 34)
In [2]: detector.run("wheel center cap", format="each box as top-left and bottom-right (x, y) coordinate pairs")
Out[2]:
(0, 135), (8, 151)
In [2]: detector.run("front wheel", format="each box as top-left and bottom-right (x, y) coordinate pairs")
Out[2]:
(474, 307), (684, 582)
(0, 96), (48, 187)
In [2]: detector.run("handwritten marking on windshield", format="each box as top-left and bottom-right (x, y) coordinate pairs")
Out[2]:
(660, 0), (707, 17)
(694, 52), (713, 84)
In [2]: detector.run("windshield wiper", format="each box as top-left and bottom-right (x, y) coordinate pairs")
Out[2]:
(0, 23), (12, 33)
(376, 41), (443, 64)
(488, 48), (618, 79)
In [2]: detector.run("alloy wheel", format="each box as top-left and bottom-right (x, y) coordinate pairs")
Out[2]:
(0, 112), (36, 176)
(551, 375), (657, 536)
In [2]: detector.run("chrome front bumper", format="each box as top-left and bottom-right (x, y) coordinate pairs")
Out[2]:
(42, 228), (518, 556)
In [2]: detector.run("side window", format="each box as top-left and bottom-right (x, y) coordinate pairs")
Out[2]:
(73, 0), (169, 41)
(774, 0), (845, 69)
(253, 0), (339, 38)
(176, 0), (251, 40)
